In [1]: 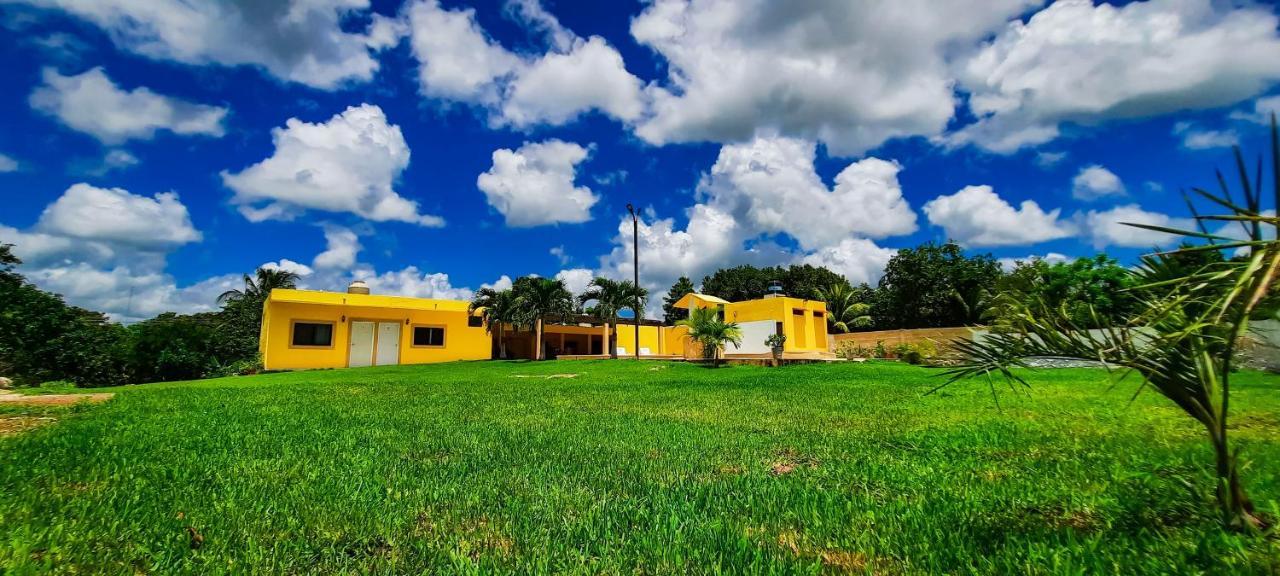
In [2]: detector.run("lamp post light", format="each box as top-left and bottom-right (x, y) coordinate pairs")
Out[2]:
(627, 203), (640, 361)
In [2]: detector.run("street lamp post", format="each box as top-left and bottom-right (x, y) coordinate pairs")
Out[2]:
(627, 204), (640, 361)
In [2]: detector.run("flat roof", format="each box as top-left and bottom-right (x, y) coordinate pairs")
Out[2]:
(268, 288), (473, 313)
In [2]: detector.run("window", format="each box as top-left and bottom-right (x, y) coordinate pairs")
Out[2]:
(413, 326), (445, 347)
(793, 308), (805, 316)
(813, 311), (824, 319)
(468, 315), (484, 328)
(291, 322), (333, 347)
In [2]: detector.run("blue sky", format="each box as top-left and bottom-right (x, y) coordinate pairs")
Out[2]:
(1, 0), (1279, 321)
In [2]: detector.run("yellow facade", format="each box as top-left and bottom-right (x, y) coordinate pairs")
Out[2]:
(259, 289), (492, 370)
(723, 296), (828, 352)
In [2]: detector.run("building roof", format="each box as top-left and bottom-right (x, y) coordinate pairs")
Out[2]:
(671, 293), (731, 309)
(268, 288), (474, 313)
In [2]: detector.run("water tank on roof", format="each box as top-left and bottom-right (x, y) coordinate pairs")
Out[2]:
(347, 280), (370, 295)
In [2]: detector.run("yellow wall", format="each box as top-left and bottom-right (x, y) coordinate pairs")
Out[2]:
(722, 296), (828, 352)
(614, 323), (667, 355)
(261, 296), (491, 370)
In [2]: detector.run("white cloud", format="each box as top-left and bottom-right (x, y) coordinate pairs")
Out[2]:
(222, 104), (443, 227)
(1084, 204), (1195, 248)
(631, 0), (1035, 156)
(405, 0), (643, 127)
(554, 268), (594, 297)
(550, 245), (570, 266)
(352, 266), (475, 301)
(36, 183), (201, 249)
(952, 0), (1280, 152)
(23, 0), (390, 89)
(481, 274), (514, 291)
(260, 259), (314, 277)
(502, 36), (645, 126)
(311, 225), (361, 270)
(923, 184), (1074, 247)
(1230, 95), (1280, 125)
(30, 67), (227, 144)
(798, 239), (896, 286)
(998, 252), (1072, 272)
(1072, 165), (1126, 201)
(0, 153), (18, 172)
(476, 139), (598, 227)
(20, 263), (240, 323)
(697, 136), (916, 249)
(1173, 122), (1239, 149)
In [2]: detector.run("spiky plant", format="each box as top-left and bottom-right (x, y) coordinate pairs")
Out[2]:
(469, 288), (520, 360)
(677, 306), (742, 367)
(579, 277), (648, 359)
(816, 284), (872, 333)
(940, 118), (1280, 531)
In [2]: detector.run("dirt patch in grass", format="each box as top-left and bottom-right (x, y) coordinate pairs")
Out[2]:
(769, 448), (820, 476)
(0, 392), (114, 406)
(0, 416), (57, 436)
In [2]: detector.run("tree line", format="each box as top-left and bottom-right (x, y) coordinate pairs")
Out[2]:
(0, 244), (295, 387)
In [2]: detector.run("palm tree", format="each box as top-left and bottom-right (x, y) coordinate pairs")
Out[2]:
(677, 306), (742, 367)
(513, 277), (575, 360)
(941, 119), (1280, 531)
(579, 277), (648, 358)
(218, 268), (301, 304)
(469, 287), (519, 360)
(816, 284), (872, 333)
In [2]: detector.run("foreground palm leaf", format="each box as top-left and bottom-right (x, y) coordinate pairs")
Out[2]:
(677, 306), (743, 367)
(941, 117), (1280, 531)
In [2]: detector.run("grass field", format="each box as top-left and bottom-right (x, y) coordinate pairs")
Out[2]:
(2, 360), (1279, 574)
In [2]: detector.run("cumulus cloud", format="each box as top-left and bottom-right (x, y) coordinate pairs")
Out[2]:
(1230, 95), (1280, 125)
(697, 136), (916, 249)
(1034, 151), (1068, 169)
(36, 183), (201, 249)
(951, 0), (1280, 152)
(923, 185), (1074, 247)
(222, 104), (443, 227)
(352, 266), (476, 300)
(1084, 204), (1195, 248)
(311, 225), (362, 270)
(260, 259), (314, 277)
(1071, 165), (1126, 201)
(554, 268), (595, 297)
(0, 153), (19, 172)
(29, 67), (227, 144)
(798, 239), (896, 286)
(406, 0), (643, 128)
(22, 0), (391, 89)
(631, 0), (1035, 156)
(476, 140), (598, 227)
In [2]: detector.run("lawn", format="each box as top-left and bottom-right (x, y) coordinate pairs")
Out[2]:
(2, 361), (1278, 574)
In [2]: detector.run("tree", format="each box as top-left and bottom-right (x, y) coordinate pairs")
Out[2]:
(662, 276), (696, 325)
(579, 277), (648, 359)
(512, 277), (575, 360)
(944, 122), (1280, 530)
(872, 242), (1002, 329)
(702, 264), (850, 303)
(217, 268), (301, 304)
(816, 283), (872, 333)
(677, 306), (742, 367)
(989, 255), (1138, 329)
(469, 287), (520, 360)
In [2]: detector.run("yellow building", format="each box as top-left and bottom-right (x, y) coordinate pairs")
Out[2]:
(672, 293), (830, 356)
(259, 283), (830, 370)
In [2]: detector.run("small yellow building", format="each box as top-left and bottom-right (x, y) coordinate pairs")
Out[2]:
(259, 284), (831, 370)
(672, 292), (829, 356)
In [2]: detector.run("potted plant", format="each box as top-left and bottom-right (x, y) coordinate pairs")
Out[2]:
(765, 333), (786, 363)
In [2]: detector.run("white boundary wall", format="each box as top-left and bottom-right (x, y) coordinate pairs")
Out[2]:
(728, 320), (775, 354)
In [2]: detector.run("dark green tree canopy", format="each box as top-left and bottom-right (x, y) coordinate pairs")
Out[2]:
(872, 241), (1002, 329)
(991, 254), (1138, 329)
(662, 276), (696, 325)
(701, 264), (849, 303)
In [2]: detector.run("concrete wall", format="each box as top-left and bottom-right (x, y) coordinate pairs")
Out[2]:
(829, 327), (980, 352)
(727, 320), (775, 354)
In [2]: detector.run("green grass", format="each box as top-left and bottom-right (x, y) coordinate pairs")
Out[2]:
(2, 361), (1279, 574)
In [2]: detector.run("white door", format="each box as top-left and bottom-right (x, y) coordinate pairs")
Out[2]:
(349, 321), (375, 367)
(375, 322), (401, 366)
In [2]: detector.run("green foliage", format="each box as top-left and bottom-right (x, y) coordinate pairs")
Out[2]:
(815, 283), (872, 333)
(1, 361), (1278, 573)
(662, 276), (696, 325)
(873, 241), (1002, 329)
(764, 332), (786, 349)
(990, 254), (1139, 329)
(677, 306), (743, 366)
(945, 119), (1280, 530)
(579, 277), (648, 358)
(701, 264), (849, 303)
(512, 276), (575, 360)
